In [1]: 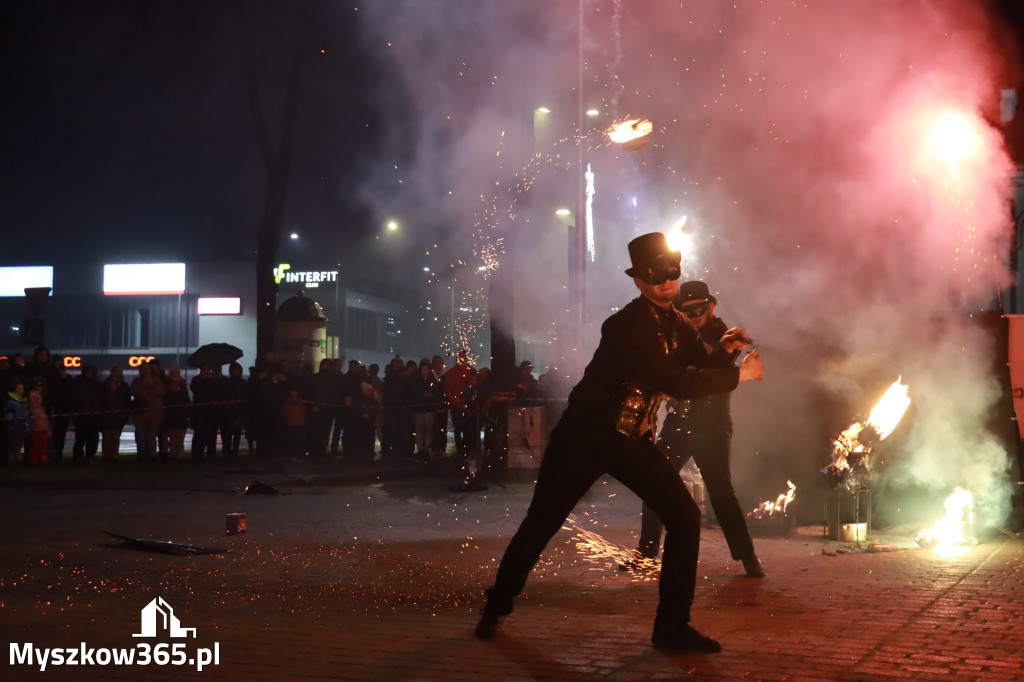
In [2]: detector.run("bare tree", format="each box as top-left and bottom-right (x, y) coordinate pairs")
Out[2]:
(233, 6), (307, 361)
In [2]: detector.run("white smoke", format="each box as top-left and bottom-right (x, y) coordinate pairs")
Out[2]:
(355, 1), (1021, 525)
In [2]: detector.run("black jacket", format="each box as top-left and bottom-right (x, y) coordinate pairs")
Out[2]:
(566, 295), (740, 436)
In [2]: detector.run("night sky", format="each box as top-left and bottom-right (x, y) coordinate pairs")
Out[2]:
(1, 1), (396, 267)
(2, 0), (1023, 274)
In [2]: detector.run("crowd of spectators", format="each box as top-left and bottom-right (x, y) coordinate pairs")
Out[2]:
(2, 345), (561, 467)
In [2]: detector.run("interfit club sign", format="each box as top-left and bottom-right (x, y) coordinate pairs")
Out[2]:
(274, 263), (338, 289)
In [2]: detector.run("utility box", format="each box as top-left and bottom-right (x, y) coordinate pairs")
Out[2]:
(507, 407), (546, 468)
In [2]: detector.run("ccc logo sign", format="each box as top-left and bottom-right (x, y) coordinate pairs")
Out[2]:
(63, 356), (156, 368)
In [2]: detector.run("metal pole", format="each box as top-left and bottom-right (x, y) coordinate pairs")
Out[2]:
(575, 0), (586, 358)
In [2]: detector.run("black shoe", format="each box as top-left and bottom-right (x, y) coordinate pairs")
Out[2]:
(741, 555), (765, 578)
(475, 611), (502, 640)
(618, 550), (659, 572)
(651, 621), (721, 653)
(475, 590), (512, 640)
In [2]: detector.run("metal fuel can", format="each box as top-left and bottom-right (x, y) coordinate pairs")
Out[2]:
(226, 513), (247, 535)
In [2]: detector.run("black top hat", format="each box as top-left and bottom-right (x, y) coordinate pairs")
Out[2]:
(677, 280), (716, 305)
(624, 232), (681, 277)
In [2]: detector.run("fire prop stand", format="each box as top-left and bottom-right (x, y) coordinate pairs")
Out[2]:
(819, 379), (911, 544)
(824, 487), (871, 543)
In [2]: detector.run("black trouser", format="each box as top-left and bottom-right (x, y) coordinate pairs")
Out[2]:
(72, 418), (100, 461)
(306, 408), (333, 457)
(329, 408), (344, 453)
(639, 396), (754, 562)
(51, 414), (69, 462)
(452, 407), (479, 455)
(486, 408), (702, 623)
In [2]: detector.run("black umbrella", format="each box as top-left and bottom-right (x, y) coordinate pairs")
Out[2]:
(188, 342), (243, 368)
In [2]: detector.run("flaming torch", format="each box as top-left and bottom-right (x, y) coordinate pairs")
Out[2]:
(665, 216), (694, 260)
(823, 378), (911, 490)
(608, 118), (653, 151)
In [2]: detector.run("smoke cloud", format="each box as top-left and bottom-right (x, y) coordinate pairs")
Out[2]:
(356, 1), (1020, 526)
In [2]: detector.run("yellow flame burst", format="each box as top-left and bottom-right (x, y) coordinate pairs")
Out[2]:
(916, 488), (975, 558)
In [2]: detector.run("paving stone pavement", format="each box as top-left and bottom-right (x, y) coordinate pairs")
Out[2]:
(2, 461), (1023, 681)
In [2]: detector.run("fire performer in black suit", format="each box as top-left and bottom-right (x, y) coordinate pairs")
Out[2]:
(625, 281), (764, 578)
(475, 233), (764, 653)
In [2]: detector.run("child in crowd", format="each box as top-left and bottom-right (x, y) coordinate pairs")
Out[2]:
(4, 382), (30, 465)
(281, 386), (307, 457)
(27, 381), (50, 465)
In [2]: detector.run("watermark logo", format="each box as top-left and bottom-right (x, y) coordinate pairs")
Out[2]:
(10, 596), (219, 672)
(134, 596), (196, 638)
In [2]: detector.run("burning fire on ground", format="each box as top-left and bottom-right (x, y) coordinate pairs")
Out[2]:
(915, 488), (977, 558)
(747, 480), (796, 521)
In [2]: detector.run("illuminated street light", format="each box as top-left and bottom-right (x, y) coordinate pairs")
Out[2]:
(586, 108), (600, 117)
(555, 208), (572, 217)
(537, 106), (551, 114)
(289, 232), (299, 240)
(386, 221), (398, 231)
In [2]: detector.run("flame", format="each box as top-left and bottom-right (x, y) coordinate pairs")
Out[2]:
(747, 480), (796, 520)
(607, 118), (653, 145)
(664, 216), (693, 257)
(825, 378), (911, 486)
(929, 111), (981, 173)
(865, 378), (911, 439)
(916, 488), (975, 558)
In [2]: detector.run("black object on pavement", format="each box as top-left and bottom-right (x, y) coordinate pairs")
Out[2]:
(105, 532), (231, 555)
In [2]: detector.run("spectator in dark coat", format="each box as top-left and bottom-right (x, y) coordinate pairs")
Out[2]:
(69, 366), (102, 463)
(162, 366), (191, 459)
(189, 364), (221, 459)
(97, 374), (131, 460)
(220, 362), (247, 457)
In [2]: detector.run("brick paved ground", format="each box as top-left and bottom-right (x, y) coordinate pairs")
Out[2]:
(2, 459), (1023, 681)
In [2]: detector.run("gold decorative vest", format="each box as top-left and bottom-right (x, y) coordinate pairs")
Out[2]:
(614, 301), (688, 438)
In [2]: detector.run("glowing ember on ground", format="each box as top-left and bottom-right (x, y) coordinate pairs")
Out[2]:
(823, 378), (911, 489)
(607, 118), (653, 148)
(915, 488), (976, 558)
(747, 480), (796, 520)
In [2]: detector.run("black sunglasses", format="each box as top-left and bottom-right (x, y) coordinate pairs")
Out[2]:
(680, 301), (710, 318)
(639, 264), (681, 286)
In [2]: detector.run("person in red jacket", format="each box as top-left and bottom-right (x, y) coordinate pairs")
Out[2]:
(443, 349), (478, 457)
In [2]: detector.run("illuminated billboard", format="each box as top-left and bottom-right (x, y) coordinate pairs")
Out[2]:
(0, 266), (54, 297)
(103, 263), (186, 295)
(198, 297), (241, 315)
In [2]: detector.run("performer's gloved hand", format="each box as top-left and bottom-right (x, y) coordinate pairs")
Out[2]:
(720, 327), (753, 353)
